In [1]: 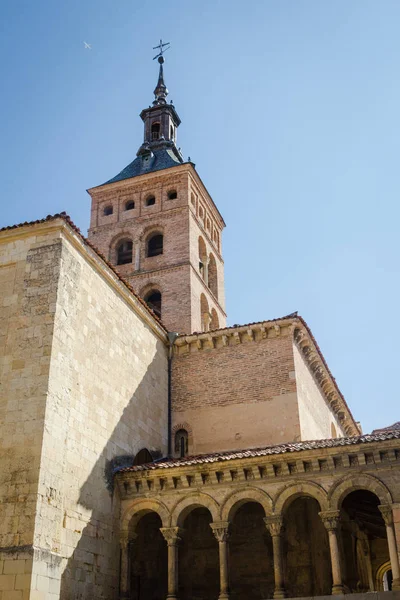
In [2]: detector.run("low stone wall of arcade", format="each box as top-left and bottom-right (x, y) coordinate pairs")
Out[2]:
(116, 438), (400, 600)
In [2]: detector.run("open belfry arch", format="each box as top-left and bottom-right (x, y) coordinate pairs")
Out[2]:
(1, 42), (400, 600)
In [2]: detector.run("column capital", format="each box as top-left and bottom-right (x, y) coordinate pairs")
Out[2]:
(319, 510), (341, 531)
(210, 521), (230, 542)
(379, 504), (394, 526)
(120, 531), (137, 547)
(160, 526), (184, 546)
(264, 515), (284, 537)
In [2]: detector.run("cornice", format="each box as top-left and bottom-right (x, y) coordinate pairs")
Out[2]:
(293, 326), (359, 436)
(115, 436), (400, 497)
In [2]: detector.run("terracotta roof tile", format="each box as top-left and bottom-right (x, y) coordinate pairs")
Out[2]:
(117, 430), (400, 473)
(372, 422), (400, 434)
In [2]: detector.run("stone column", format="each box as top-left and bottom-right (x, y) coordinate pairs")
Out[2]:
(379, 505), (400, 591)
(203, 256), (210, 286)
(210, 521), (230, 600)
(120, 532), (136, 600)
(264, 516), (286, 599)
(134, 241), (140, 271)
(203, 312), (211, 332)
(161, 527), (184, 600)
(319, 511), (345, 595)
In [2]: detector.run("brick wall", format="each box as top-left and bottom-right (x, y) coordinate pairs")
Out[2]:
(172, 329), (300, 453)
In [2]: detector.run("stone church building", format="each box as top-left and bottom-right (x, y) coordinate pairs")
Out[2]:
(0, 54), (400, 600)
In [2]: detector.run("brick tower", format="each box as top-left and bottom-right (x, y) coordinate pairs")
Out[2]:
(87, 49), (226, 334)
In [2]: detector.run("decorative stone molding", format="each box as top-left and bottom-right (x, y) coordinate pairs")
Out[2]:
(293, 327), (359, 436)
(210, 521), (230, 543)
(160, 527), (184, 546)
(379, 504), (394, 526)
(319, 510), (341, 531)
(264, 516), (284, 537)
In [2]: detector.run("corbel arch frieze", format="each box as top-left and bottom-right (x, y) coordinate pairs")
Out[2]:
(121, 498), (170, 534)
(328, 473), (393, 510)
(170, 491), (220, 527)
(273, 481), (329, 515)
(220, 486), (273, 522)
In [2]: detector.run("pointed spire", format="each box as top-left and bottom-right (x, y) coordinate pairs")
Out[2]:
(153, 56), (168, 105)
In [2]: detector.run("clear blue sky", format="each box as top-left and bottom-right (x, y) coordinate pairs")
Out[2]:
(1, 1), (399, 434)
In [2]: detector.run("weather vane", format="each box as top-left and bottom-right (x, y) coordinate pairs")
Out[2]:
(153, 39), (170, 62)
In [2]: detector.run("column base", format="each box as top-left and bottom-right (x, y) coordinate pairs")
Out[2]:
(273, 589), (286, 599)
(332, 584), (345, 595)
(218, 594), (230, 600)
(392, 578), (400, 591)
(166, 596), (178, 600)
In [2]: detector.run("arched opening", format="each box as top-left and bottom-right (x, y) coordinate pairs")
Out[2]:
(331, 422), (337, 438)
(144, 290), (161, 318)
(210, 308), (219, 330)
(208, 253), (218, 298)
(132, 448), (153, 466)
(130, 512), (167, 600)
(125, 200), (135, 210)
(174, 429), (188, 458)
(145, 195), (156, 206)
(178, 507), (219, 600)
(147, 234), (163, 257)
(200, 293), (210, 332)
(340, 490), (389, 593)
(167, 189), (177, 200)
(103, 205), (113, 216)
(383, 568), (393, 591)
(117, 239), (133, 265)
(198, 236), (207, 280)
(230, 501), (273, 599)
(283, 496), (331, 598)
(151, 122), (160, 140)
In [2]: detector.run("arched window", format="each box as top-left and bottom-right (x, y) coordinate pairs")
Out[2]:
(211, 308), (219, 330)
(170, 125), (174, 140)
(208, 253), (218, 298)
(151, 122), (160, 140)
(117, 240), (133, 265)
(133, 448), (153, 466)
(125, 200), (135, 210)
(147, 233), (163, 257)
(175, 429), (189, 458)
(200, 293), (210, 332)
(198, 236), (207, 281)
(145, 195), (156, 206)
(103, 205), (113, 216)
(144, 290), (161, 318)
(167, 189), (177, 200)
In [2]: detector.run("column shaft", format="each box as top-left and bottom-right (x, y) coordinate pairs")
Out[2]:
(264, 516), (286, 599)
(319, 511), (344, 595)
(210, 521), (230, 600)
(380, 505), (400, 590)
(161, 527), (183, 600)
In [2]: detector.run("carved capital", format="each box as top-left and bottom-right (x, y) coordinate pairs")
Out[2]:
(210, 521), (230, 543)
(379, 504), (394, 526)
(264, 515), (284, 537)
(160, 527), (184, 546)
(319, 510), (341, 532)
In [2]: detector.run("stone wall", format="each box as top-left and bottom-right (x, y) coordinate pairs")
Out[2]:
(293, 343), (344, 440)
(0, 228), (63, 599)
(0, 220), (169, 599)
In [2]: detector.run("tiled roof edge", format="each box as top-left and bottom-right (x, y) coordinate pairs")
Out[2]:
(116, 430), (400, 473)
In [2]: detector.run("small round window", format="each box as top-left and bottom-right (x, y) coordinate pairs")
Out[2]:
(125, 201), (135, 210)
(168, 190), (177, 200)
(103, 205), (113, 216)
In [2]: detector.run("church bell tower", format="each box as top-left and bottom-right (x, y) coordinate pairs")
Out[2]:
(87, 44), (226, 334)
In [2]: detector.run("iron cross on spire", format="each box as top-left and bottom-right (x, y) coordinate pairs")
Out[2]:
(153, 39), (170, 62)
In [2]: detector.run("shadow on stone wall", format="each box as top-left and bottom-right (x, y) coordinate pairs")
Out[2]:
(59, 348), (167, 600)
